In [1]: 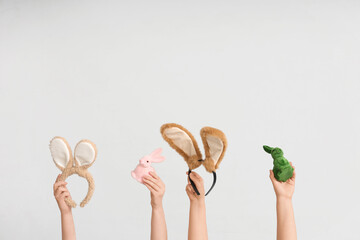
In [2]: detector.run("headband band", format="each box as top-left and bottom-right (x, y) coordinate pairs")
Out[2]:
(188, 169), (217, 196)
(59, 166), (95, 207)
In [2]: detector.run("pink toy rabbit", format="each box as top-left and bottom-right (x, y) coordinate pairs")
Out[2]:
(131, 148), (165, 183)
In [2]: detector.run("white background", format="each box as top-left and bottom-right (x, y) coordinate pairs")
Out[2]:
(1, 0), (360, 239)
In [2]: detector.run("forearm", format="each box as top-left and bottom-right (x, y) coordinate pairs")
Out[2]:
(188, 200), (208, 240)
(61, 212), (76, 240)
(276, 197), (296, 240)
(151, 205), (167, 240)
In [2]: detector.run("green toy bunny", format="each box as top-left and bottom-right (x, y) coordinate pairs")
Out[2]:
(263, 145), (294, 182)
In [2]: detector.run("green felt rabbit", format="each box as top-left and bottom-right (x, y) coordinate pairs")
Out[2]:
(263, 145), (293, 182)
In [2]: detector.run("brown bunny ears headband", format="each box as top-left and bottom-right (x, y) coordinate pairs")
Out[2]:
(49, 137), (97, 208)
(161, 123), (227, 196)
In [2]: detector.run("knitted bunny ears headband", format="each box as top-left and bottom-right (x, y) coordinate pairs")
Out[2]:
(49, 137), (97, 208)
(161, 123), (228, 196)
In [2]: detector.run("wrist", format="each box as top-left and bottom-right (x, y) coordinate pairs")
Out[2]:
(151, 202), (163, 210)
(61, 210), (72, 217)
(276, 195), (293, 202)
(190, 198), (205, 206)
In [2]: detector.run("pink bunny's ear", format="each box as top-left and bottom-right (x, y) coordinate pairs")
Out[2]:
(150, 148), (162, 157)
(149, 148), (165, 163)
(151, 155), (165, 163)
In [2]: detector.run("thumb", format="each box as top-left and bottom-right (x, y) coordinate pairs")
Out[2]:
(269, 170), (276, 182)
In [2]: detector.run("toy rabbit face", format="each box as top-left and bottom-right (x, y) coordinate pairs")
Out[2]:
(140, 156), (152, 167)
(49, 136), (98, 208)
(271, 148), (284, 159)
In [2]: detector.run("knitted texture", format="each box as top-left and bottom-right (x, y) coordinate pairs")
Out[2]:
(263, 145), (293, 182)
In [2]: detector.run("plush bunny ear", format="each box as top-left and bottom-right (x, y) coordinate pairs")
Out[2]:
(49, 137), (73, 171)
(200, 127), (227, 173)
(74, 140), (97, 168)
(149, 148), (165, 163)
(263, 145), (273, 154)
(161, 123), (203, 170)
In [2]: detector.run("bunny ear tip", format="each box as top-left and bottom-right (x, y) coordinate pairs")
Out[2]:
(263, 145), (273, 153)
(150, 148), (163, 155)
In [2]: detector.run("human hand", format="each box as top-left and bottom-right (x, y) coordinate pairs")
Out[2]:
(270, 162), (296, 200)
(143, 172), (166, 209)
(53, 174), (72, 215)
(186, 171), (205, 203)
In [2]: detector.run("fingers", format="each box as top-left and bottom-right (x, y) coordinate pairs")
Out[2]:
(188, 171), (205, 195)
(144, 182), (157, 193)
(188, 171), (203, 186)
(269, 170), (276, 182)
(291, 169), (296, 182)
(185, 183), (195, 195)
(290, 162), (295, 169)
(185, 184), (191, 194)
(144, 172), (165, 194)
(189, 171), (202, 180)
(53, 181), (67, 193)
(55, 186), (68, 198)
(53, 174), (61, 191)
(143, 174), (161, 186)
(185, 174), (194, 195)
(53, 174), (71, 201)
(289, 162), (296, 181)
(143, 177), (160, 192)
(148, 171), (159, 180)
(59, 191), (70, 200)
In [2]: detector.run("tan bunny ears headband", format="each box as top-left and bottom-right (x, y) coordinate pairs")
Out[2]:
(49, 137), (97, 208)
(161, 123), (227, 196)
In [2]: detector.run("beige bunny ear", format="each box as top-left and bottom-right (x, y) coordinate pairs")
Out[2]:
(161, 123), (203, 170)
(74, 140), (97, 168)
(49, 137), (73, 171)
(200, 127), (227, 173)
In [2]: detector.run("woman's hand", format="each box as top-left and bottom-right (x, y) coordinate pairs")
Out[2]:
(143, 172), (166, 209)
(185, 171), (205, 203)
(270, 162), (296, 200)
(53, 174), (72, 215)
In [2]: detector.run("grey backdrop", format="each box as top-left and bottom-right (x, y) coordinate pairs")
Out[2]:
(1, 0), (359, 239)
